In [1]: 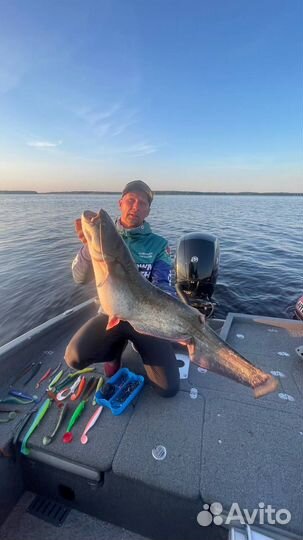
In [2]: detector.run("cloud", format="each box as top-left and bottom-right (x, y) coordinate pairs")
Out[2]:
(76, 103), (122, 127)
(103, 142), (157, 157)
(125, 143), (157, 156)
(72, 104), (154, 156)
(111, 123), (129, 137)
(75, 103), (140, 140)
(27, 140), (63, 148)
(110, 108), (140, 138)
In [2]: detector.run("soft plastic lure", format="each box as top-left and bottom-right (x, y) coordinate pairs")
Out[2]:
(9, 362), (36, 387)
(73, 367), (95, 375)
(9, 389), (40, 404)
(92, 376), (104, 406)
(56, 376), (82, 401)
(55, 367), (95, 392)
(21, 398), (52, 455)
(23, 362), (42, 386)
(35, 368), (52, 389)
(63, 378), (98, 443)
(0, 411), (17, 423)
(47, 369), (65, 390)
(70, 377), (86, 401)
(49, 362), (62, 378)
(54, 373), (73, 392)
(42, 403), (67, 446)
(80, 406), (103, 444)
(0, 396), (34, 405)
(62, 401), (86, 443)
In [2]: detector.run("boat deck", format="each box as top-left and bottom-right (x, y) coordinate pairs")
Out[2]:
(0, 302), (302, 540)
(0, 491), (150, 540)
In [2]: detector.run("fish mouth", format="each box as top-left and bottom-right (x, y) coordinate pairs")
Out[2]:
(81, 210), (116, 263)
(82, 210), (100, 223)
(81, 211), (103, 260)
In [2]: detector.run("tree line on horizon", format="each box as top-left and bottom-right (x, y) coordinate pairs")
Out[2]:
(0, 190), (301, 196)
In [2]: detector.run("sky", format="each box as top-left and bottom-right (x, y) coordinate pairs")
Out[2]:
(0, 0), (302, 193)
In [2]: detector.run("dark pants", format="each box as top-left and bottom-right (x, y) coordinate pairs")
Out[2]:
(65, 315), (180, 397)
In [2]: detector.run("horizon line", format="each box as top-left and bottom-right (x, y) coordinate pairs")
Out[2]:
(0, 190), (302, 196)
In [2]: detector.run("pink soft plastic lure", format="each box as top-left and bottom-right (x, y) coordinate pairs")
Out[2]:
(80, 406), (103, 444)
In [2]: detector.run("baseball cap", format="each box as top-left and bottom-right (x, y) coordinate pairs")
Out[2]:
(122, 180), (153, 205)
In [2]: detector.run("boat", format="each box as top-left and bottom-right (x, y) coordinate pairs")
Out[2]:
(0, 233), (302, 540)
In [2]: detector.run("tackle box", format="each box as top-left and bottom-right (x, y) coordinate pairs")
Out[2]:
(95, 368), (144, 415)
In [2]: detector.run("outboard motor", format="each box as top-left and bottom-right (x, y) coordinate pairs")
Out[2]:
(175, 232), (220, 318)
(295, 295), (303, 321)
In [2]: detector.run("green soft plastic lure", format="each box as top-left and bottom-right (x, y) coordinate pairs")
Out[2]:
(21, 398), (52, 455)
(62, 401), (86, 443)
(55, 367), (95, 392)
(62, 377), (98, 443)
(47, 369), (65, 390)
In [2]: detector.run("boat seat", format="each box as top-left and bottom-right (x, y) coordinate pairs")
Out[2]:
(112, 385), (204, 499)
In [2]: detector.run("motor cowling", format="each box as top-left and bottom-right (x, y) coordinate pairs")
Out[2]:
(295, 295), (303, 321)
(175, 232), (220, 317)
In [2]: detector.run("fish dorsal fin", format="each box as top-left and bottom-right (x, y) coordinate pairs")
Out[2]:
(106, 316), (120, 331)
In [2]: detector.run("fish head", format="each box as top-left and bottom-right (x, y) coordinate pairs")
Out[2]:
(81, 209), (125, 263)
(81, 210), (104, 261)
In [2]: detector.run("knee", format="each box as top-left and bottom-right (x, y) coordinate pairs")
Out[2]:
(64, 342), (82, 370)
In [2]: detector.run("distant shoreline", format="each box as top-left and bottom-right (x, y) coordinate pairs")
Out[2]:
(0, 190), (302, 196)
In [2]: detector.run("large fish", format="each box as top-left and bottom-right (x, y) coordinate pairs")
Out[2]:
(81, 209), (278, 398)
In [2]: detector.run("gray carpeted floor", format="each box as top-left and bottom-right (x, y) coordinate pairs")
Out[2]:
(0, 492), (151, 540)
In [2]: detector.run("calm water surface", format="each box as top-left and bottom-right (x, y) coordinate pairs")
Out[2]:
(0, 194), (302, 347)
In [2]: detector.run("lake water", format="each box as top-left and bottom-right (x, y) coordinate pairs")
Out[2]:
(0, 193), (302, 347)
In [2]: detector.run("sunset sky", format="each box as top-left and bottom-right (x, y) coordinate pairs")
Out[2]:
(0, 1), (302, 193)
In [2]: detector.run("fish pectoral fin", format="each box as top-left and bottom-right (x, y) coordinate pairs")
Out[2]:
(106, 316), (121, 331)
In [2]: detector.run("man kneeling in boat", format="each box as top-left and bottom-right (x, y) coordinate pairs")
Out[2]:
(65, 180), (180, 397)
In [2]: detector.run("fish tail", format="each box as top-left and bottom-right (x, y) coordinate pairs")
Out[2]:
(187, 337), (279, 398)
(253, 376), (279, 398)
